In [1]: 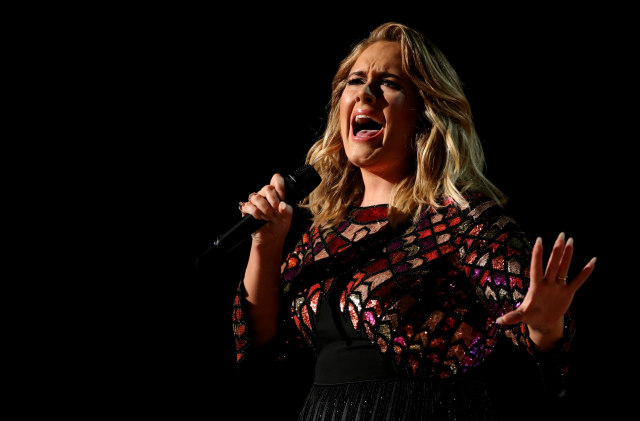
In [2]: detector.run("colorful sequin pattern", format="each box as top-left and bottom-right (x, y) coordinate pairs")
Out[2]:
(233, 192), (573, 377)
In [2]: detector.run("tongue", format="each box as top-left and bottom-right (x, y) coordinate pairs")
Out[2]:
(355, 129), (380, 137)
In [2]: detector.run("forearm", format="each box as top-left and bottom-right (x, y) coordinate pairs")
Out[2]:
(243, 240), (284, 347)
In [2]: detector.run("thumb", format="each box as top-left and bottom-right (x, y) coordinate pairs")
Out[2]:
(278, 201), (293, 216)
(496, 310), (524, 325)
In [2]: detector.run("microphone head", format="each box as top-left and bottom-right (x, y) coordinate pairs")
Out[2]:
(285, 164), (321, 204)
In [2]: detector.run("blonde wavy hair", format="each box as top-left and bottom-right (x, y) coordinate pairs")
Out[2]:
(304, 22), (506, 227)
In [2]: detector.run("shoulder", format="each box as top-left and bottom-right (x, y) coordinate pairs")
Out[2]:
(427, 190), (521, 233)
(425, 190), (502, 219)
(460, 191), (505, 220)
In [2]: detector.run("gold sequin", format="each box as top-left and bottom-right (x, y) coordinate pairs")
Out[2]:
(378, 323), (391, 341)
(349, 293), (363, 312)
(424, 310), (445, 332)
(508, 258), (520, 275)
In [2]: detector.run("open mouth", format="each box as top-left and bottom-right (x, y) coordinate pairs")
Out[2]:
(352, 114), (384, 139)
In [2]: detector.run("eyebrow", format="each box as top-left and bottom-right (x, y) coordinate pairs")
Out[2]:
(348, 70), (405, 81)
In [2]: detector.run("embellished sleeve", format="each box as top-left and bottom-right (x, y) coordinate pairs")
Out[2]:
(231, 232), (313, 371)
(455, 193), (575, 397)
(231, 281), (251, 365)
(454, 193), (534, 348)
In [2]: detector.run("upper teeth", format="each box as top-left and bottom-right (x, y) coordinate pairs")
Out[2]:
(355, 115), (372, 122)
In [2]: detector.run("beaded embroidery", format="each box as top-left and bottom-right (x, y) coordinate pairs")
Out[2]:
(233, 192), (574, 378)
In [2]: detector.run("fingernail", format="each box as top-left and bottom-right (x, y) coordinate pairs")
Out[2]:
(566, 237), (574, 247)
(535, 237), (542, 245)
(496, 316), (503, 325)
(590, 257), (597, 265)
(558, 232), (565, 241)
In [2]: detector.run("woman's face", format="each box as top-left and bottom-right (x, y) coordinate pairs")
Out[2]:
(340, 41), (420, 180)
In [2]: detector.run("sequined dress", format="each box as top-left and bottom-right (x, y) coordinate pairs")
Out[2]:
(232, 192), (573, 420)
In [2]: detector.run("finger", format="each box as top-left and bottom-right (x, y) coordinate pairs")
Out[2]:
(278, 200), (293, 216)
(555, 237), (574, 282)
(496, 310), (524, 325)
(568, 257), (596, 293)
(271, 173), (286, 202)
(544, 232), (566, 281)
(248, 193), (275, 219)
(240, 200), (265, 220)
(530, 237), (544, 284)
(260, 184), (282, 210)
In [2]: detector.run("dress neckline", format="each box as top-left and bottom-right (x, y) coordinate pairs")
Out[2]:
(346, 204), (389, 224)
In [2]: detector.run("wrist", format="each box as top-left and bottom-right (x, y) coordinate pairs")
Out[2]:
(250, 237), (285, 256)
(528, 318), (565, 352)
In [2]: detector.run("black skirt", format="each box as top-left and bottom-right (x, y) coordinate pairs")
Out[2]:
(297, 377), (495, 421)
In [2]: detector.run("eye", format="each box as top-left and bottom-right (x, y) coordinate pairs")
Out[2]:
(346, 78), (365, 86)
(382, 79), (401, 89)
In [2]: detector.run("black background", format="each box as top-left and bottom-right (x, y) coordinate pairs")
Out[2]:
(54, 5), (633, 420)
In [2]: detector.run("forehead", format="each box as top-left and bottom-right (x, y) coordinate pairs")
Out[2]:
(352, 41), (403, 73)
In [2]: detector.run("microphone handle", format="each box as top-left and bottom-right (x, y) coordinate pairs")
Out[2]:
(196, 164), (320, 270)
(195, 217), (260, 270)
(213, 214), (266, 253)
(212, 170), (314, 253)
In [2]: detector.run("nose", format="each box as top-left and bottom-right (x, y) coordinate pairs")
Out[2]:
(356, 83), (376, 104)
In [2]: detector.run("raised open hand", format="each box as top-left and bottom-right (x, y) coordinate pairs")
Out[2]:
(497, 232), (596, 350)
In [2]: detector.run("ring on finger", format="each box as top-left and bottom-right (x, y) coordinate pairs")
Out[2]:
(556, 275), (568, 281)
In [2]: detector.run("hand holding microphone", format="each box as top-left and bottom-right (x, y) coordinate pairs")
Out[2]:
(238, 173), (294, 249)
(196, 164), (321, 268)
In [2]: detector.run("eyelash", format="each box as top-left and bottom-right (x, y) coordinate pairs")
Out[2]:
(346, 78), (401, 89)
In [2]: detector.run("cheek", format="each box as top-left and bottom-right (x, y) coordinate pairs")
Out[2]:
(387, 95), (416, 135)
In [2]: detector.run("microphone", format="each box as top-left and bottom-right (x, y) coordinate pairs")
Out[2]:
(196, 164), (321, 266)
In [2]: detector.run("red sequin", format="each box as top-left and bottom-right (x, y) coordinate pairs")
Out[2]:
(434, 223), (446, 233)
(469, 223), (483, 236)
(364, 258), (389, 274)
(509, 276), (523, 289)
(424, 250), (438, 261)
(439, 244), (456, 255)
(302, 305), (311, 330)
(418, 228), (433, 239)
(390, 250), (406, 264)
(309, 290), (320, 313)
(492, 256), (504, 270)
(465, 250), (478, 265)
